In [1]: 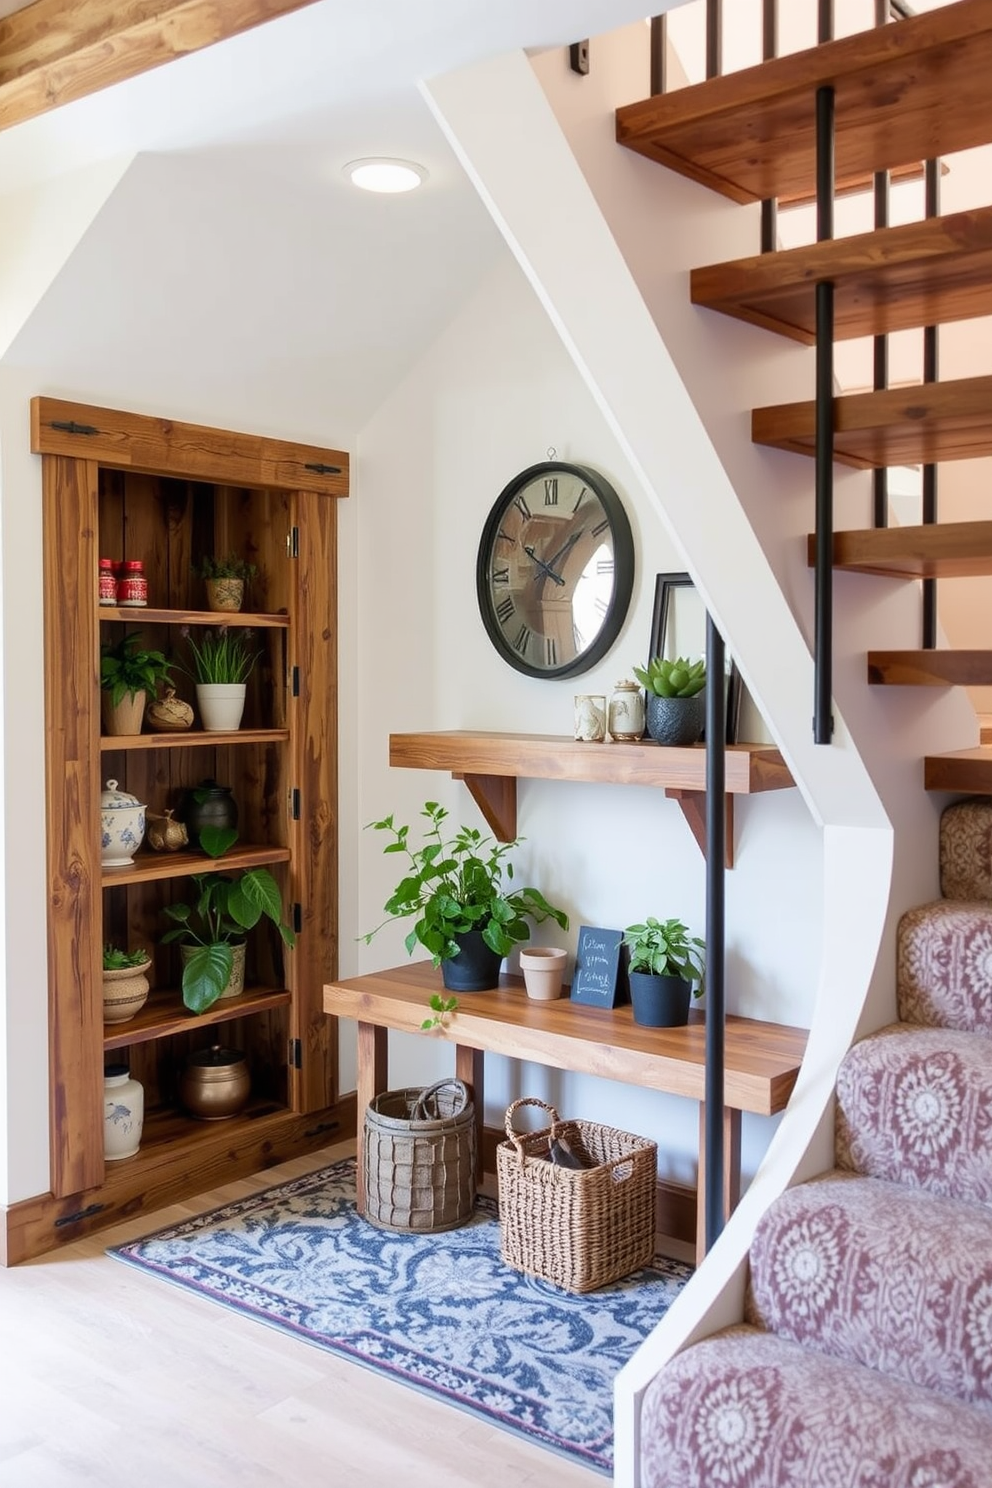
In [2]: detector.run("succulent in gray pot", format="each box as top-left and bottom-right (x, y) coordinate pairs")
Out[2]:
(634, 655), (706, 747)
(622, 916), (705, 1028)
(362, 801), (569, 993)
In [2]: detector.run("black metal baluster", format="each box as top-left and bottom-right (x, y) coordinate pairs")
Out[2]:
(814, 84), (836, 743)
(650, 14), (667, 95)
(922, 156), (940, 649)
(704, 616), (726, 1254)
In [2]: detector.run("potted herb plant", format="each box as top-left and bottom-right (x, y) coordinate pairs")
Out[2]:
(178, 625), (259, 732)
(363, 801), (569, 992)
(102, 943), (152, 1024)
(99, 633), (174, 736)
(194, 553), (258, 613)
(161, 846), (295, 1013)
(634, 655), (707, 746)
(622, 916), (705, 1028)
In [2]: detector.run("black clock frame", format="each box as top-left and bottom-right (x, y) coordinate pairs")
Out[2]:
(476, 460), (635, 680)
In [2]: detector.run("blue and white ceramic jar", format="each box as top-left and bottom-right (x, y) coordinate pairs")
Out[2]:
(104, 1066), (144, 1160)
(100, 778), (146, 869)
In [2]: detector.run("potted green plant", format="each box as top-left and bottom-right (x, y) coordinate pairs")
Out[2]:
(363, 801), (569, 992)
(99, 633), (174, 736)
(102, 943), (152, 1024)
(633, 655), (707, 746)
(178, 625), (260, 732)
(194, 553), (257, 613)
(622, 916), (705, 1028)
(161, 828), (295, 1013)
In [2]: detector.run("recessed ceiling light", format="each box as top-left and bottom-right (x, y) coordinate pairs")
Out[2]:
(344, 158), (428, 194)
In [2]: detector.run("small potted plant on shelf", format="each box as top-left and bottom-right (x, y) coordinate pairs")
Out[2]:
(99, 633), (174, 736)
(633, 655), (707, 747)
(194, 553), (257, 613)
(178, 625), (260, 733)
(622, 916), (705, 1028)
(161, 825), (296, 1014)
(102, 944), (152, 1025)
(362, 801), (569, 993)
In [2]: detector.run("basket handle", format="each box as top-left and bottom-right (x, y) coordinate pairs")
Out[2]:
(411, 1077), (470, 1121)
(504, 1096), (561, 1157)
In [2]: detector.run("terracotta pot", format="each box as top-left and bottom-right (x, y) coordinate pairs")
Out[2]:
(205, 577), (245, 613)
(101, 689), (147, 737)
(519, 947), (567, 1001)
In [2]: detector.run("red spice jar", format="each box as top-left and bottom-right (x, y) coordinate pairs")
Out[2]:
(98, 557), (117, 606)
(117, 560), (148, 607)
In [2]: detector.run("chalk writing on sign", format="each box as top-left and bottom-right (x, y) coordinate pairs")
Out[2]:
(570, 925), (623, 1008)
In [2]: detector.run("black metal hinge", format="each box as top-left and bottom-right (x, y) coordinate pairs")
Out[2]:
(291, 665), (300, 698)
(50, 420), (99, 436)
(305, 462), (342, 476)
(55, 1202), (106, 1227)
(288, 1038), (303, 1070)
(292, 902), (303, 935)
(290, 787), (301, 820)
(569, 40), (589, 74)
(286, 526), (300, 559)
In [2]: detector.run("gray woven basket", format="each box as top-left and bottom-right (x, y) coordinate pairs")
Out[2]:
(364, 1078), (477, 1234)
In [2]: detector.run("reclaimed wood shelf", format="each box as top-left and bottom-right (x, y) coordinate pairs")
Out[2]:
(691, 207), (992, 346)
(755, 375), (992, 469)
(868, 651), (992, 687)
(103, 986), (292, 1051)
(98, 606), (289, 628)
(389, 730), (794, 868)
(925, 747), (992, 794)
(808, 521), (992, 580)
(615, 0), (992, 204)
(101, 842), (290, 889)
(100, 728), (290, 751)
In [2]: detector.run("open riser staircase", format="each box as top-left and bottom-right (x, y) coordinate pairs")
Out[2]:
(611, 1), (992, 1481)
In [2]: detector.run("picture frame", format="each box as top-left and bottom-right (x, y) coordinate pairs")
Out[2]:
(647, 572), (742, 746)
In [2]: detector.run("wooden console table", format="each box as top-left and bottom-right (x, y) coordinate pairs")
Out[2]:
(323, 960), (807, 1262)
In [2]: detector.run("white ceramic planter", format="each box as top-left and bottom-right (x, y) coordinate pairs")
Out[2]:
(196, 682), (246, 732)
(519, 946), (568, 1000)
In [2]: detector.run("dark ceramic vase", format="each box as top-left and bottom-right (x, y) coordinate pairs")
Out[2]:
(629, 970), (691, 1027)
(182, 778), (238, 847)
(645, 692), (706, 747)
(441, 930), (503, 993)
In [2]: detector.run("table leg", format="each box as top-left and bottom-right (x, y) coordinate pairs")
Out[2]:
(356, 1021), (388, 1215)
(695, 1105), (742, 1266)
(454, 1045), (485, 1183)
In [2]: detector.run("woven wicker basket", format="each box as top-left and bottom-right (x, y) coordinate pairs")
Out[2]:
(497, 1096), (657, 1293)
(364, 1078), (477, 1234)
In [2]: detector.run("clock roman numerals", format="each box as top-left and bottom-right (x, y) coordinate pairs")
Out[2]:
(513, 494), (532, 521)
(543, 477), (558, 506)
(513, 624), (532, 656)
(496, 527), (516, 546)
(597, 557), (614, 575)
(591, 517), (610, 537)
(495, 595), (515, 624)
(573, 485), (587, 513)
(546, 637), (557, 667)
(491, 565), (510, 586)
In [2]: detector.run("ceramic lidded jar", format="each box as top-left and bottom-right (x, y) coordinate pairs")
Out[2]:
(100, 779), (146, 869)
(104, 1065), (144, 1159)
(608, 680), (646, 741)
(182, 778), (238, 848)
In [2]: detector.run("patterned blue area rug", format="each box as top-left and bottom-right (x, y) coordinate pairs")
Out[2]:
(109, 1158), (691, 1474)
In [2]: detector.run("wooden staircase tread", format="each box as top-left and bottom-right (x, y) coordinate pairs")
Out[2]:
(925, 747), (992, 794)
(868, 650), (992, 686)
(809, 521), (992, 579)
(691, 208), (992, 345)
(755, 375), (992, 469)
(615, 0), (992, 205)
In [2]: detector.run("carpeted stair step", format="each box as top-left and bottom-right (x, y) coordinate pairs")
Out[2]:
(836, 1024), (992, 1200)
(898, 900), (992, 1033)
(745, 1171), (992, 1411)
(638, 1326), (992, 1488)
(941, 797), (992, 901)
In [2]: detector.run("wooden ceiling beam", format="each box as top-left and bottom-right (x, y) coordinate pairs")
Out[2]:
(0, 0), (320, 133)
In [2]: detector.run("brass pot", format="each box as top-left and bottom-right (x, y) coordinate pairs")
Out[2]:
(180, 1045), (250, 1120)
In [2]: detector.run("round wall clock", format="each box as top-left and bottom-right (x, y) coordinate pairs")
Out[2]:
(476, 460), (634, 679)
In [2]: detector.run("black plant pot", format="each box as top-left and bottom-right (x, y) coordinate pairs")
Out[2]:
(629, 970), (691, 1028)
(645, 692), (706, 747)
(441, 931), (503, 993)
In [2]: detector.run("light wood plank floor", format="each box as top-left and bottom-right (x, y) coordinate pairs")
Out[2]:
(0, 1140), (599, 1488)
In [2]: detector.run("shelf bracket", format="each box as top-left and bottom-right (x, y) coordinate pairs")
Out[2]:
(452, 772), (517, 841)
(665, 789), (735, 869)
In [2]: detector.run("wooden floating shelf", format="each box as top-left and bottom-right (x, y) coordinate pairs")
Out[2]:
(389, 731), (794, 869)
(925, 748), (992, 795)
(101, 728), (290, 751)
(809, 521), (992, 580)
(99, 607), (289, 628)
(101, 842), (290, 888)
(868, 651), (992, 687)
(755, 375), (992, 469)
(615, 0), (992, 204)
(103, 986), (292, 1052)
(691, 207), (992, 346)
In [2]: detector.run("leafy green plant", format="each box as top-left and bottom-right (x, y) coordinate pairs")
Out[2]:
(100, 633), (174, 705)
(194, 553), (257, 583)
(161, 829), (295, 1013)
(633, 655), (706, 698)
(103, 944), (150, 971)
(622, 916), (705, 994)
(421, 993), (458, 1031)
(363, 801), (568, 966)
(178, 626), (259, 685)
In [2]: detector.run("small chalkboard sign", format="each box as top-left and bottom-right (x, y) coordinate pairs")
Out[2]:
(570, 925), (625, 1008)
